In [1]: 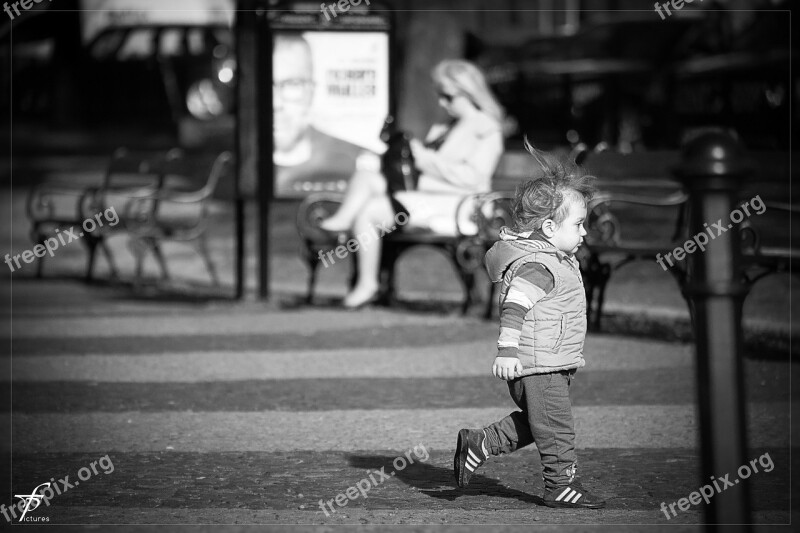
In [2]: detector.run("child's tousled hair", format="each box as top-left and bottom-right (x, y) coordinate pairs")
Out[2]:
(512, 137), (596, 233)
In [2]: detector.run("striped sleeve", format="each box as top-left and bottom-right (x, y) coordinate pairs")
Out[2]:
(497, 262), (555, 358)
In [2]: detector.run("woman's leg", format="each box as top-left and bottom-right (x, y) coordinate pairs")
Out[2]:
(320, 170), (386, 232)
(343, 194), (395, 307)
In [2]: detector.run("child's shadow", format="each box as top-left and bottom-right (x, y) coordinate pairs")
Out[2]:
(346, 454), (544, 506)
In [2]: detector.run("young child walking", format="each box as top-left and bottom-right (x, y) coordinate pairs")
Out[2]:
(453, 143), (606, 509)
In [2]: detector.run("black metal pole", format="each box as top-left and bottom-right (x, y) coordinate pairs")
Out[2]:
(235, 0), (271, 300)
(257, 2), (273, 300)
(674, 131), (753, 531)
(233, 1), (248, 299)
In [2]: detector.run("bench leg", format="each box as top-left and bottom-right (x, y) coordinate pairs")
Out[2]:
(581, 255), (596, 328)
(196, 237), (218, 286)
(36, 253), (45, 278)
(460, 270), (476, 315)
(34, 233), (46, 279)
(84, 238), (99, 282)
(98, 238), (119, 279)
(304, 241), (320, 304)
(593, 263), (611, 330)
(582, 252), (611, 330)
(128, 237), (147, 285)
(349, 251), (360, 293)
(150, 240), (170, 282)
(669, 265), (694, 334)
(484, 281), (497, 320)
(127, 237), (170, 284)
(83, 235), (119, 281)
(377, 242), (399, 305)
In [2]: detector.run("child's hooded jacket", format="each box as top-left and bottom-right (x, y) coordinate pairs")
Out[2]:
(485, 227), (587, 375)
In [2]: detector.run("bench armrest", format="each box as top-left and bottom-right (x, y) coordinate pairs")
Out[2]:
(128, 188), (211, 204)
(27, 181), (124, 226)
(459, 191), (516, 240)
(296, 192), (346, 244)
(586, 189), (689, 247)
(589, 190), (688, 209)
(740, 200), (799, 258)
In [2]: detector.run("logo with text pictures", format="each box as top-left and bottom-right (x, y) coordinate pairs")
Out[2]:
(8, 483), (50, 522)
(3, 455), (115, 523)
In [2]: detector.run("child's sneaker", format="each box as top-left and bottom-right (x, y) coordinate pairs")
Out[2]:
(543, 481), (606, 509)
(453, 428), (488, 487)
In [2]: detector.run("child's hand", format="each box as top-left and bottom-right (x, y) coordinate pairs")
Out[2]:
(492, 356), (522, 381)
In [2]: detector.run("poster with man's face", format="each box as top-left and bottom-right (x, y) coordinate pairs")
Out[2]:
(272, 31), (389, 198)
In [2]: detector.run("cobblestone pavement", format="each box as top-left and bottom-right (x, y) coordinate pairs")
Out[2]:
(2, 279), (797, 531)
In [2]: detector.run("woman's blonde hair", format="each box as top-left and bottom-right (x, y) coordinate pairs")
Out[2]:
(432, 59), (504, 124)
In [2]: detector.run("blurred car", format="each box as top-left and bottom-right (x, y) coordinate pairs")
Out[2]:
(0, 12), (61, 121)
(476, 12), (793, 151)
(476, 18), (707, 150)
(83, 24), (236, 147)
(3, 39), (54, 118)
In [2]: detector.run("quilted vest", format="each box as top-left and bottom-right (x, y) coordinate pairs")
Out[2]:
(499, 250), (587, 375)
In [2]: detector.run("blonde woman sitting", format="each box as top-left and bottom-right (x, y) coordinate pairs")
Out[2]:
(321, 59), (505, 308)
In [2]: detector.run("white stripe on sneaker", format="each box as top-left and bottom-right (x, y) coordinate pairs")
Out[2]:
(465, 461), (475, 472)
(465, 456), (478, 469)
(570, 492), (582, 503)
(467, 449), (482, 464)
(555, 488), (573, 502)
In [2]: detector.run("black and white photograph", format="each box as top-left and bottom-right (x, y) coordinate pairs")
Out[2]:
(0, 0), (796, 530)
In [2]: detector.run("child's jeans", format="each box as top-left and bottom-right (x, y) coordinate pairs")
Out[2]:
(483, 370), (577, 491)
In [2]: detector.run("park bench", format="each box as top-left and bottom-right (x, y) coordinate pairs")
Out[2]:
(579, 150), (798, 329)
(739, 199), (800, 283)
(295, 151), (539, 314)
(296, 146), (796, 324)
(123, 151), (233, 286)
(296, 189), (516, 315)
(27, 147), (184, 280)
